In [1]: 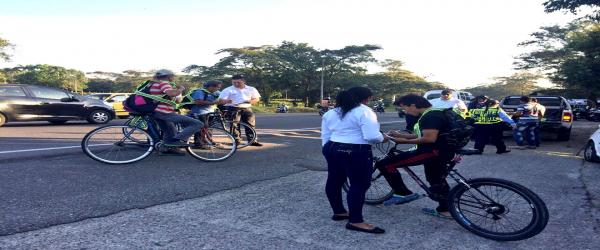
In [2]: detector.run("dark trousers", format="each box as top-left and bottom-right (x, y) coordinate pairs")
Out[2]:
(473, 123), (506, 153)
(323, 141), (373, 223)
(375, 148), (453, 212)
(225, 107), (257, 142)
(152, 112), (204, 142)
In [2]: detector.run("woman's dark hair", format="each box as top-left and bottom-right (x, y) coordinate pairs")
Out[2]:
(520, 96), (530, 103)
(335, 86), (373, 118)
(484, 99), (499, 112)
(394, 94), (432, 109)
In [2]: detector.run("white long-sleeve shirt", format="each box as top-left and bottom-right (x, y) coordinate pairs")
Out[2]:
(321, 104), (384, 146)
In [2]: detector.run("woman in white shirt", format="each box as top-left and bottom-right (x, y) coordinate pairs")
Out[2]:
(321, 86), (387, 234)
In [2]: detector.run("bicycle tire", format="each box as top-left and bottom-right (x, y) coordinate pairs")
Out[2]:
(223, 121), (257, 148)
(82, 125), (154, 164)
(342, 161), (393, 205)
(186, 127), (237, 162)
(448, 178), (549, 241)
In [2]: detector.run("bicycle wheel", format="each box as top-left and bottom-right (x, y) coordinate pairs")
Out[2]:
(225, 121), (257, 148)
(342, 160), (393, 205)
(448, 178), (549, 241)
(82, 125), (154, 164)
(186, 127), (237, 162)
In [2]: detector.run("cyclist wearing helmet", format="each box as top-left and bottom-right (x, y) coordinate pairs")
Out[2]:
(150, 69), (203, 155)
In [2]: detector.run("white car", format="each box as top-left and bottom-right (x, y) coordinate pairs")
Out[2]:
(584, 125), (600, 162)
(423, 90), (473, 105)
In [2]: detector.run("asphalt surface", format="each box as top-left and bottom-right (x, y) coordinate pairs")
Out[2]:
(0, 113), (599, 249)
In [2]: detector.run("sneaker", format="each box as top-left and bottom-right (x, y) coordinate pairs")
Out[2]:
(159, 148), (185, 156)
(383, 193), (423, 206)
(164, 139), (188, 147)
(250, 141), (263, 147)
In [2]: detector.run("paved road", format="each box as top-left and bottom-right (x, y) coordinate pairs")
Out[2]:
(0, 113), (599, 249)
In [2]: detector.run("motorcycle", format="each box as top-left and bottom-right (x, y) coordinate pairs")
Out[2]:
(373, 104), (385, 113)
(276, 105), (288, 113)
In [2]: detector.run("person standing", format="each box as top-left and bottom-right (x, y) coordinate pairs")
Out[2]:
(218, 74), (263, 146)
(531, 97), (546, 147)
(322, 87), (386, 234)
(469, 99), (515, 154)
(513, 96), (539, 149)
(429, 89), (468, 113)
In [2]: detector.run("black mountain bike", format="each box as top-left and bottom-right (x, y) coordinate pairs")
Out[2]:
(343, 141), (549, 241)
(204, 108), (257, 148)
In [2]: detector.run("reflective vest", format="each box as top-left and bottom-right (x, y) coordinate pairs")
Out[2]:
(177, 88), (219, 109)
(469, 108), (502, 124)
(134, 80), (178, 107)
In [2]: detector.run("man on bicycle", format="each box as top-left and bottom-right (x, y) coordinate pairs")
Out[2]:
(150, 69), (203, 155)
(218, 74), (263, 146)
(188, 80), (224, 124)
(376, 94), (455, 219)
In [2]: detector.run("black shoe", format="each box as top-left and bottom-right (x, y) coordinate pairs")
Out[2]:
(345, 223), (385, 234)
(250, 141), (263, 147)
(159, 148), (185, 156)
(331, 214), (350, 221)
(496, 150), (511, 154)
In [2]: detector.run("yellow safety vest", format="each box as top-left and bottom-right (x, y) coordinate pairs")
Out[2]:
(469, 108), (502, 124)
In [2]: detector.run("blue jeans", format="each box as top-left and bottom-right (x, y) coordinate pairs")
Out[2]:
(514, 122), (537, 146)
(323, 141), (373, 224)
(152, 112), (203, 142)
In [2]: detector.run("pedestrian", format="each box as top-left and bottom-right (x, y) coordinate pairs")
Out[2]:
(429, 89), (468, 113)
(530, 97), (546, 147)
(513, 96), (539, 149)
(469, 99), (516, 154)
(468, 95), (489, 110)
(321, 86), (387, 234)
(218, 74), (263, 146)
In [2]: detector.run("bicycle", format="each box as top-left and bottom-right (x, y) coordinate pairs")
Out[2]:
(81, 113), (237, 164)
(343, 141), (549, 241)
(206, 107), (257, 148)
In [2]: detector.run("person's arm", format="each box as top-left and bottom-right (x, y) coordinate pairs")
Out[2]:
(387, 130), (418, 139)
(457, 100), (468, 112)
(391, 129), (439, 144)
(248, 87), (261, 105)
(498, 110), (516, 127)
(359, 109), (384, 143)
(217, 89), (233, 104)
(164, 84), (184, 97)
(321, 113), (332, 146)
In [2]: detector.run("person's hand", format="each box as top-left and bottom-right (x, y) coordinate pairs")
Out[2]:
(387, 130), (401, 137)
(391, 137), (410, 144)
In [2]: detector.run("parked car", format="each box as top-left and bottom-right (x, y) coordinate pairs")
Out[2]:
(423, 89), (473, 106)
(500, 95), (573, 141)
(0, 84), (115, 127)
(85, 93), (131, 118)
(584, 125), (600, 162)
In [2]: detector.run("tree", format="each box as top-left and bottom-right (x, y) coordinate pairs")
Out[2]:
(516, 21), (600, 96)
(543, 0), (600, 19)
(462, 72), (542, 99)
(11, 65), (87, 92)
(0, 37), (13, 62)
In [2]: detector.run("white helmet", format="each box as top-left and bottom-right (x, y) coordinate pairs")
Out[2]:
(154, 69), (175, 78)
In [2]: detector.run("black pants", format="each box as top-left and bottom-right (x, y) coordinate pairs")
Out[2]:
(473, 123), (506, 153)
(323, 141), (373, 223)
(375, 148), (453, 212)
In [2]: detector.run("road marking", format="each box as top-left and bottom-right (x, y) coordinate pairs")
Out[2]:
(0, 121), (404, 154)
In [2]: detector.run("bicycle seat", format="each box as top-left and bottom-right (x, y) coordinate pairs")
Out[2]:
(456, 148), (481, 155)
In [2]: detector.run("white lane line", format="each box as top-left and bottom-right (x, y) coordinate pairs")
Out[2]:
(0, 121), (404, 154)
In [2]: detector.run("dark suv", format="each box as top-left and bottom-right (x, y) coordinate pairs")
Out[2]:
(0, 84), (115, 127)
(500, 95), (573, 141)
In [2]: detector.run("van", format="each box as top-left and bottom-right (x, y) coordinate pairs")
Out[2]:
(423, 90), (473, 104)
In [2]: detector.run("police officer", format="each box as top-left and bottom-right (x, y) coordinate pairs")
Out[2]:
(469, 99), (515, 154)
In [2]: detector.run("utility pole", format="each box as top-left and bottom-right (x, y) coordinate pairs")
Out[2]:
(320, 57), (324, 101)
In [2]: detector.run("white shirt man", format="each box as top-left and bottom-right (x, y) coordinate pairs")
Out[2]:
(428, 90), (467, 112)
(321, 104), (384, 146)
(219, 84), (261, 108)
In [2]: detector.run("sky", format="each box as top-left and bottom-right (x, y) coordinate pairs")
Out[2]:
(0, 0), (581, 89)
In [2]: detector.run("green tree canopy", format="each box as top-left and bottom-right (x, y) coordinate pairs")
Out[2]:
(462, 72), (542, 99)
(6, 65), (87, 92)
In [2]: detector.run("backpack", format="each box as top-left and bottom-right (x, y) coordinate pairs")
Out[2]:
(437, 108), (474, 151)
(123, 81), (175, 114)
